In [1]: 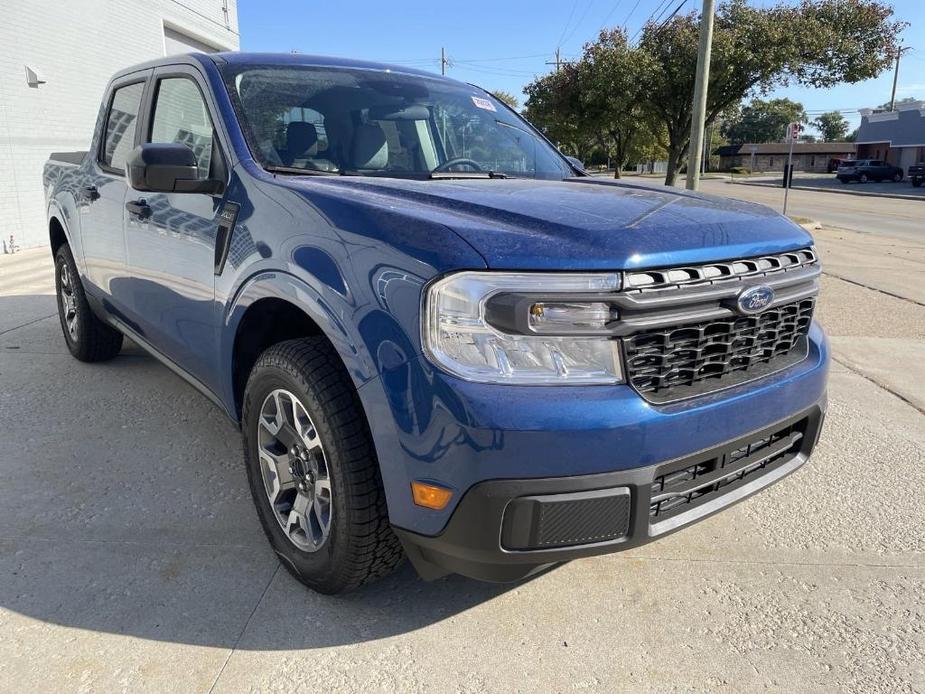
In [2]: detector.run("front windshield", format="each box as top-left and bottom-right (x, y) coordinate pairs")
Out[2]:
(221, 65), (573, 180)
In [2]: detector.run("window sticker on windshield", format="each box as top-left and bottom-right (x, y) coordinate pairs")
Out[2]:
(471, 96), (497, 112)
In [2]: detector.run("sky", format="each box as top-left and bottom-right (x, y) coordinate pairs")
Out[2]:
(238, 0), (925, 134)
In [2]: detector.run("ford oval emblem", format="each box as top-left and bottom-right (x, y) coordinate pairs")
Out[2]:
(736, 285), (775, 314)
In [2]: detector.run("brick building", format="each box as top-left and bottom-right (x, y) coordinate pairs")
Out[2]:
(0, 0), (239, 250)
(714, 142), (856, 173)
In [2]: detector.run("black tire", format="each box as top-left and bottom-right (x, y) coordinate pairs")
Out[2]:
(241, 337), (403, 593)
(913, 178), (922, 188)
(893, 172), (903, 182)
(54, 244), (123, 362)
(859, 173), (869, 183)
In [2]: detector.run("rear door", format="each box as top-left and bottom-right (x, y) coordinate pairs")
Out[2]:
(124, 64), (230, 390)
(80, 71), (150, 315)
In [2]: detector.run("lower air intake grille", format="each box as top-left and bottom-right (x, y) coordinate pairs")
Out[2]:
(502, 489), (631, 550)
(623, 298), (815, 403)
(649, 418), (807, 523)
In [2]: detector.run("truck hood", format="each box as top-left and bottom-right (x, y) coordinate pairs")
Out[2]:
(299, 176), (814, 270)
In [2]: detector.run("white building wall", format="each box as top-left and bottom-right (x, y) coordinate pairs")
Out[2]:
(0, 0), (239, 251)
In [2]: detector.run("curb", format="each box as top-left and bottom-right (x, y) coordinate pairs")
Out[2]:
(728, 180), (924, 202)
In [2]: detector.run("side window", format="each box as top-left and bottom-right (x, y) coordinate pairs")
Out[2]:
(150, 77), (214, 179)
(101, 82), (144, 172)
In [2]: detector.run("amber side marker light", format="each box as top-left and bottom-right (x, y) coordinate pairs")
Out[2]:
(411, 481), (453, 510)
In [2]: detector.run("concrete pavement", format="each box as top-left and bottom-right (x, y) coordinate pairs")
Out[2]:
(1, 213), (924, 692)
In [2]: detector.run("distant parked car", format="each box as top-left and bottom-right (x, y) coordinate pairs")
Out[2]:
(836, 159), (904, 183)
(909, 162), (925, 188)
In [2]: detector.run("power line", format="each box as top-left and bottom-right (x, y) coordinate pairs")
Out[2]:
(621, 0), (645, 29)
(631, 0), (674, 42)
(561, 0), (598, 47)
(556, 0), (582, 47)
(598, 0), (625, 29)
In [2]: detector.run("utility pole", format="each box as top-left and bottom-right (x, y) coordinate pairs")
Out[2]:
(441, 47), (448, 76)
(889, 47), (909, 111)
(546, 48), (563, 72)
(685, 0), (716, 191)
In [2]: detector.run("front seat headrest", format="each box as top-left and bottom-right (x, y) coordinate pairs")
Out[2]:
(286, 122), (319, 157)
(350, 123), (388, 170)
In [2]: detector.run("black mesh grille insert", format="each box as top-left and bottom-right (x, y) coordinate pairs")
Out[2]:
(649, 418), (807, 523)
(502, 490), (631, 550)
(623, 298), (815, 402)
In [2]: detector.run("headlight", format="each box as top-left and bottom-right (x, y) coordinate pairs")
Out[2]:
(422, 272), (623, 385)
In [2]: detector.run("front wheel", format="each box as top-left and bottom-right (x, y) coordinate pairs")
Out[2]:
(241, 338), (403, 593)
(913, 178), (922, 188)
(859, 173), (869, 183)
(893, 172), (903, 182)
(54, 244), (123, 362)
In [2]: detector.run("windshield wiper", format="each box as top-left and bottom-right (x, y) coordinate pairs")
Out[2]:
(265, 165), (338, 177)
(429, 170), (511, 180)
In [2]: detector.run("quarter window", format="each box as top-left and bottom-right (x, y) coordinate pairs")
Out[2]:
(101, 82), (144, 172)
(150, 77), (214, 178)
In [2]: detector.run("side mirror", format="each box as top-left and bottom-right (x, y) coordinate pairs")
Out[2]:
(126, 143), (223, 194)
(564, 155), (587, 174)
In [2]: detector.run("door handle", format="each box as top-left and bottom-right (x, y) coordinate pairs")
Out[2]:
(81, 185), (99, 202)
(125, 199), (152, 220)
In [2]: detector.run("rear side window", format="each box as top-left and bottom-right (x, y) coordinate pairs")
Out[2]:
(101, 82), (144, 172)
(150, 77), (214, 178)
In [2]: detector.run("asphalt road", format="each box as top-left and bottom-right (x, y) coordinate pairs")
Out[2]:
(1, 198), (923, 692)
(618, 174), (923, 244)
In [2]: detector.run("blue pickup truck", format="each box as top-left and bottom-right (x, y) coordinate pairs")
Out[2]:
(43, 53), (828, 593)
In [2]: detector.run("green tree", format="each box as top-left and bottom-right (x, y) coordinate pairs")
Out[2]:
(813, 111), (850, 141)
(490, 90), (520, 110)
(638, 0), (904, 185)
(721, 98), (806, 144)
(524, 29), (662, 176)
(877, 96), (919, 110)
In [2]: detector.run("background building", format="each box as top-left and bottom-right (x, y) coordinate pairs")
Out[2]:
(855, 101), (925, 173)
(1, 0), (239, 251)
(715, 142), (857, 173)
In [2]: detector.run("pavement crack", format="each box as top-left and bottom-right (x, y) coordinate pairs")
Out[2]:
(832, 354), (925, 417)
(206, 564), (281, 694)
(0, 313), (57, 337)
(619, 554), (925, 570)
(822, 271), (925, 308)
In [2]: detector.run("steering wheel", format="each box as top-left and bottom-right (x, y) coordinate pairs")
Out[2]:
(432, 158), (484, 173)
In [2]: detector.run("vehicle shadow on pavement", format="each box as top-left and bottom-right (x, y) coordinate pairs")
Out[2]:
(0, 294), (534, 650)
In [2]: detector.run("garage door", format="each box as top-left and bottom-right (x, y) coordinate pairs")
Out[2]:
(164, 26), (221, 55)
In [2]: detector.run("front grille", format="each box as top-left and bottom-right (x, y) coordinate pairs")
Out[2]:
(612, 248), (820, 403)
(649, 417), (807, 523)
(623, 298), (815, 402)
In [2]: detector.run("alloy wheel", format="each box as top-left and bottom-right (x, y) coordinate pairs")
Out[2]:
(257, 389), (333, 552)
(59, 262), (79, 342)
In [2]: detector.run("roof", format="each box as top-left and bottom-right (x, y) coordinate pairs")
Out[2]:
(715, 142), (856, 156)
(856, 103), (925, 147)
(111, 52), (449, 83)
(212, 51), (446, 79)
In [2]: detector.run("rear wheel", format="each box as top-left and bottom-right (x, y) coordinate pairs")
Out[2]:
(913, 178), (922, 188)
(241, 338), (403, 593)
(893, 172), (903, 182)
(54, 244), (123, 362)
(859, 173), (869, 183)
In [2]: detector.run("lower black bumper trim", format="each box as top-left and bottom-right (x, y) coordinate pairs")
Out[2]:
(394, 402), (825, 583)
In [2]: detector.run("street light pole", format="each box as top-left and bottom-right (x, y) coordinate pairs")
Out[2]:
(685, 0), (716, 191)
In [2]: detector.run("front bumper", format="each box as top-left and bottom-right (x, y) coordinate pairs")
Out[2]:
(396, 403), (826, 582)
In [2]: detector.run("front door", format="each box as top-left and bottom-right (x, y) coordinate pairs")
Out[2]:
(124, 65), (228, 392)
(80, 73), (150, 317)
